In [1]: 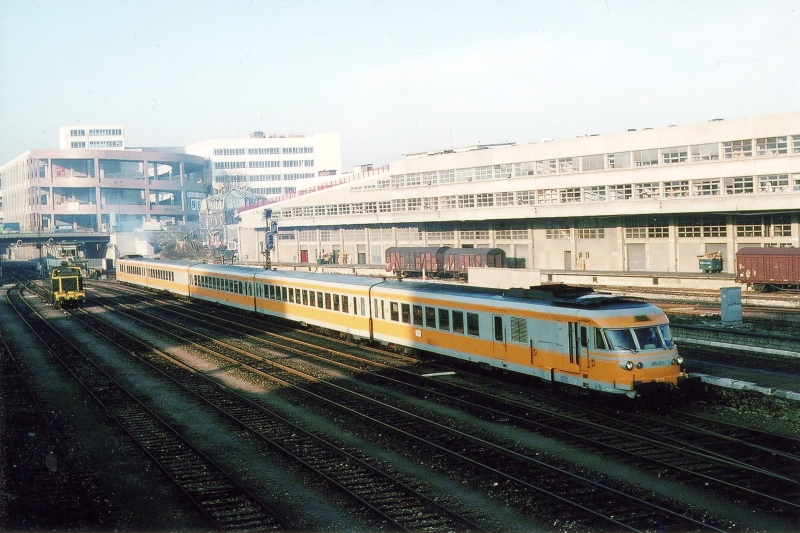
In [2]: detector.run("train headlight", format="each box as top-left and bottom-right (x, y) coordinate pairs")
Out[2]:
(636, 362), (643, 369)
(675, 355), (684, 365)
(621, 360), (634, 371)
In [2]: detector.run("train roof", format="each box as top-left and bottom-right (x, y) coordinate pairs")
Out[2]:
(736, 246), (800, 256)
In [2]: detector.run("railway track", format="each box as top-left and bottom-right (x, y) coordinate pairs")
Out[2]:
(0, 328), (104, 530)
(24, 276), (486, 531)
(82, 282), (756, 531)
(8, 281), (285, 532)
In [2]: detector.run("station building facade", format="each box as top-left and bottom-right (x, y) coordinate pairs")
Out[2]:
(237, 112), (800, 274)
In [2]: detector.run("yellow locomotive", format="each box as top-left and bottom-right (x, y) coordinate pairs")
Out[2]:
(45, 265), (86, 308)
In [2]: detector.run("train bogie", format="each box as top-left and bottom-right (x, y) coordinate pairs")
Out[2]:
(117, 258), (688, 398)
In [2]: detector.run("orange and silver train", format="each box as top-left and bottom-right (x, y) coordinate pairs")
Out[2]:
(117, 258), (690, 398)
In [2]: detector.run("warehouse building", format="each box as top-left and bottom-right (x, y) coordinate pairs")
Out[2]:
(236, 112), (800, 276)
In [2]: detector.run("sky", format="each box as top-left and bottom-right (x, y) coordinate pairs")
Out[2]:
(1, 0), (798, 170)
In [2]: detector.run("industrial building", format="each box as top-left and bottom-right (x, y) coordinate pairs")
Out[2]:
(236, 112), (800, 278)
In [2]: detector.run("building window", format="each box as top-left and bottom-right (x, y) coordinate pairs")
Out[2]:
(736, 216), (763, 237)
(495, 192), (513, 206)
(516, 190), (535, 205)
(536, 159), (557, 175)
(633, 149), (659, 167)
(703, 216), (727, 237)
(609, 184), (632, 200)
(677, 216), (702, 238)
(536, 189), (557, 204)
(495, 164), (513, 178)
(634, 183), (660, 199)
(457, 195), (475, 208)
(391, 199), (406, 212)
(583, 186), (606, 202)
(663, 181), (689, 198)
(722, 139), (752, 159)
(577, 228), (604, 239)
(476, 193), (494, 207)
(662, 147), (688, 164)
(438, 169), (456, 183)
(581, 154), (604, 171)
(407, 198), (422, 211)
(213, 148), (245, 156)
(545, 220), (570, 239)
(758, 174), (789, 193)
(692, 179), (720, 196)
(607, 152), (631, 169)
(560, 188), (581, 203)
(514, 161), (536, 176)
(770, 214), (792, 237)
(756, 136), (787, 156)
(422, 171), (437, 185)
(474, 166), (493, 180)
(71, 141), (86, 148)
(558, 157), (579, 173)
(691, 143), (719, 161)
(423, 197), (438, 210)
(725, 176), (754, 195)
(440, 196), (456, 209)
(70, 129), (85, 137)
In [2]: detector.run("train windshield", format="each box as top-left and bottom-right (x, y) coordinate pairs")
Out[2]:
(603, 329), (637, 351)
(633, 326), (665, 350)
(658, 324), (674, 348)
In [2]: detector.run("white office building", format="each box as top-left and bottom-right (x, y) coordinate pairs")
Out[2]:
(186, 132), (342, 197)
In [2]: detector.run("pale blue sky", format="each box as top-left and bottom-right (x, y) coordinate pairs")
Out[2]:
(1, 0), (798, 169)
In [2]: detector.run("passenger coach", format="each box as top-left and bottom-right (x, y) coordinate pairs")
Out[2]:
(118, 258), (688, 398)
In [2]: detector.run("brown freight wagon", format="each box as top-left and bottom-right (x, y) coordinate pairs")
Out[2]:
(385, 246), (450, 277)
(442, 248), (507, 279)
(735, 247), (800, 291)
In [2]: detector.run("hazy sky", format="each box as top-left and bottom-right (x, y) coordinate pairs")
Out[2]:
(1, 0), (798, 169)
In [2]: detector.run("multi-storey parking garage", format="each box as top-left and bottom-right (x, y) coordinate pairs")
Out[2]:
(237, 112), (799, 277)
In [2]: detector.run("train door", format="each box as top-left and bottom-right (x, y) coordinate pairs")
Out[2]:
(564, 322), (583, 373)
(492, 315), (507, 360)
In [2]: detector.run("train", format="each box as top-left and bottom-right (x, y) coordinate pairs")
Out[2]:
(44, 264), (86, 307)
(735, 247), (800, 292)
(117, 257), (690, 398)
(385, 247), (506, 279)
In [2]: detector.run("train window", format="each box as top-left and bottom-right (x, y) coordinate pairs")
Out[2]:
(658, 325), (674, 348)
(361, 298), (366, 316)
(381, 300), (385, 320)
(412, 305), (423, 326)
(467, 313), (479, 336)
(438, 309), (450, 331)
(281, 287), (288, 301)
(494, 316), (504, 341)
(401, 304), (411, 324)
(425, 307), (436, 328)
(302, 290), (309, 305)
(374, 299), (378, 318)
(310, 291), (316, 307)
(342, 296), (349, 313)
(595, 329), (607, 350)
(634, 327), (664, 350)
(580, 326), (588, 348)
(324, 293), (331, 309)
(351, 297), (357, 314)
(604, 329), (637, 351)
(510, 317), (527, 343)
(333, 294), (340, 311)
(318, 292), (325, 308)
(289, 288), (294, 303)
(452, 311), (464, 334)
(295, 288), (301, 303)
(390, 302), (400, 321)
